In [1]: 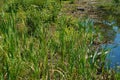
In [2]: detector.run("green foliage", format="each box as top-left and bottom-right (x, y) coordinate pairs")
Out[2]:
(0, 0), (111, 80)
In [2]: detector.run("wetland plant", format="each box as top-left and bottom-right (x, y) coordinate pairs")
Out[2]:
(0, 0), (116, 80)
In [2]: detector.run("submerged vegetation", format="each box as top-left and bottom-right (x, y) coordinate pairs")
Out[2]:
(0, 0), (120, 79)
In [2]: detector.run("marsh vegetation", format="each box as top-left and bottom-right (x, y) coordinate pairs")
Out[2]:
(0, 0), (120, 80)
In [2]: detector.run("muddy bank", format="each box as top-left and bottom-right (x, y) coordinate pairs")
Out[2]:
(62, 0), (104, 21)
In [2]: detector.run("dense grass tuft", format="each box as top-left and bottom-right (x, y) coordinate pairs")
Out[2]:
(0, 0), (117, 80)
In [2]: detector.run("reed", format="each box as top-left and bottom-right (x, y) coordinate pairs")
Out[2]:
(0, 0), (115, 79)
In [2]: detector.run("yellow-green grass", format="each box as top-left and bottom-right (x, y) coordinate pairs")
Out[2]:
(0, 0), (116, 80)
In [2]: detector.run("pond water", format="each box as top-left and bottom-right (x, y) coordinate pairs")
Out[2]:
(87, 0), (120, 71)
(101, 21), (120, 72)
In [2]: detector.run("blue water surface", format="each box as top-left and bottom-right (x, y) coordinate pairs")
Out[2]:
(103, 25), (120, 72)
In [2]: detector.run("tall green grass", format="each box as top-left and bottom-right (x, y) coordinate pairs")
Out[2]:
(0, 0), (113, 80)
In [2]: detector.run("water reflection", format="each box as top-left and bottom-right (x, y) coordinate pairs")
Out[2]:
(106, 34), (120, 71)
(103, 24), (120, 71)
